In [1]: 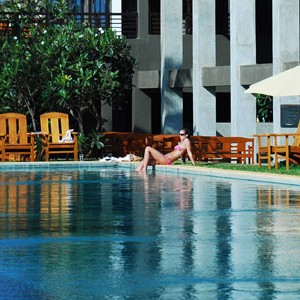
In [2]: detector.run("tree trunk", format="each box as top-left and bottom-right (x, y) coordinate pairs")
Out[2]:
(69, 108), (84, 135)
(91, 103), (102, 132)
(21, 95), (37, 131)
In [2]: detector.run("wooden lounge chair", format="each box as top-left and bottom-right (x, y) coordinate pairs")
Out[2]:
(40, 112), (78, 161)
(272, 122), (300, 170)
(252, 133), (273, 169)
(0, 113), (35, 162)
(253, 121), (300, 170)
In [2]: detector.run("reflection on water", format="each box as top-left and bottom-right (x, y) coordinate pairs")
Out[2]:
(1, 168), (300, 299)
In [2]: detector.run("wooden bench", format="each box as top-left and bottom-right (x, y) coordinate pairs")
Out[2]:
(102, 133), (254, 164)
(102, 132), (152, 157)
(191, 136), (254, 164)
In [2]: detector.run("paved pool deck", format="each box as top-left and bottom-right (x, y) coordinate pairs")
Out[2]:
(0, 161), (299, 186)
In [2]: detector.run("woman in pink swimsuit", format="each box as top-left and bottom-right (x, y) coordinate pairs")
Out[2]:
(135, 129), (195, 172)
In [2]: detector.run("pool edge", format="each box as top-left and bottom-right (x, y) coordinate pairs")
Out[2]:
(0, 161), (299, 186)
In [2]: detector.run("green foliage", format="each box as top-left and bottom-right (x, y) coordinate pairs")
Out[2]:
(174, 161), (300, 176)
(78, 131), (104, 158)
(256, 93), (273, 122)
(0, 0), (135, 136)
(193, 161), (300, 176)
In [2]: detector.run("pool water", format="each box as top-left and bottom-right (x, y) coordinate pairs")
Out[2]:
(1, 166), (300, 299)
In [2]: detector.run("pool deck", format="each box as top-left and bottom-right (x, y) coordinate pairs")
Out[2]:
(0, 160), (299, 186)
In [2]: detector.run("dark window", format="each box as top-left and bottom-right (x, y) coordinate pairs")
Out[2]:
(73, 0), (108, 13)
(149, 0), (160, 35)
(216, 0), (230, 38)
(183, 0), (192, 35)
(256, 0), (272, 63)
(122, 0), (137, 12)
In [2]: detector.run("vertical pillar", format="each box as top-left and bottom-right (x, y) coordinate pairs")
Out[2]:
(160, 0), (183, 133)
(137, 0), (148, 38)
(230, 0), (256, 137)
(193, 0), (216, 136)
(273, 0), (300, 133)
(131, 0), (152, 133)
(101, 0), (122, 131)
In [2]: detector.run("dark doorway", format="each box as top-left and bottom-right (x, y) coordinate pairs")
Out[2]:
(112, 93), (132, 132)
(216, 92), (231, 122)
(150, 90), (161, 134)
(183, 92), (193, 133)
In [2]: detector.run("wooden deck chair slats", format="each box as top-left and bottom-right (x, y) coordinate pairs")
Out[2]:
(253, 120), (300, 170)
(273, 121), (300, 170)
(40, 112), (78, 161)
(0, 113), (35, 162)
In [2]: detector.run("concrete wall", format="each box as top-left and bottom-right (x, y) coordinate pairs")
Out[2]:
(126, 0), (300, 138)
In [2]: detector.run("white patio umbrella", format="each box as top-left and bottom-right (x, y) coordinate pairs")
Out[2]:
(245, 65), (300, 97)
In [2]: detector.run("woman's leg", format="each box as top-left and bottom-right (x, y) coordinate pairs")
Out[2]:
(136, 146), (169, 172)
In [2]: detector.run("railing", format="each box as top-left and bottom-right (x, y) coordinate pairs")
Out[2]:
(149, 12), (160, 35)
(75, 12), (138, 38)
(0, 11), (193, 38)
(149, 12), (192, 35)
(0, 12), (138, 39)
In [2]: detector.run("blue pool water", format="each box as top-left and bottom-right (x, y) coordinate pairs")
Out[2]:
(1, 166), (300, 299)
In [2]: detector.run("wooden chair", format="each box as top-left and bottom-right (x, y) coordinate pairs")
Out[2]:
(272, 122), (300, 170)
(252, 133), (273, 169)
(253, 121), (300, 170)
(0, 113), (35, 162)
(40, 112), (78, 161)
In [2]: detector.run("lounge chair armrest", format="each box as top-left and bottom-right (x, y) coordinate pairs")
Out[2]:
(253, 133), (300, 138)
(252, 133), (273, 137)
(271, 133), (300, 137)
(34, 132), (50, 143)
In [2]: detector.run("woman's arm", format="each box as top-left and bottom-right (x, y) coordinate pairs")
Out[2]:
(185, 139), (195, 165)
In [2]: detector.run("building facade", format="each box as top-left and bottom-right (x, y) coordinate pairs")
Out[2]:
(82, 0), (300, 137)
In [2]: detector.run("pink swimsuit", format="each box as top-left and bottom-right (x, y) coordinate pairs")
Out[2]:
(164, 145), (184, 165)
(164, 155), (172, 165)
(174, 145), (183, 151)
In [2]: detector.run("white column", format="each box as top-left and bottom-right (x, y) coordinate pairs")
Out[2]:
(160, 0), (183, 133)
(273, 0), (300, 133)
(230, 0), (256, 137)
(193, 0), (216, 136)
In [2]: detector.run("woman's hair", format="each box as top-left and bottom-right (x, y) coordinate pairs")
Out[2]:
(181, 128), (191, 164)
(181, 128), (191, 139)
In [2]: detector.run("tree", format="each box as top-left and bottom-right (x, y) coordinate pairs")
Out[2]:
(0, 0), (135, 135)
(38, 21), (134, 134)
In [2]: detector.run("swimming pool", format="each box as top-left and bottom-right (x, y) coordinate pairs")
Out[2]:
(1, 164), (300, 299)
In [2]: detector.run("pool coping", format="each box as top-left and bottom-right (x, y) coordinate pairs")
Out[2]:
(0, 160), (299, 186)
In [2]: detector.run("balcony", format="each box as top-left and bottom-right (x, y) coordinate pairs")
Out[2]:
(0, 11), (138, 39)
(149, 12), (192, 35)
(0, 11), (193, 39)
(75, 12), (138, 38)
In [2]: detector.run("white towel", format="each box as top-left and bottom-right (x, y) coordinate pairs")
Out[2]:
(59, 129), (74, 143)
